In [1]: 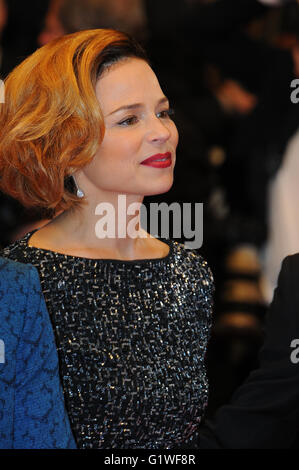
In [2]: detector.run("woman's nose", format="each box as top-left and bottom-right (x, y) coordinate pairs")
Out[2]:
(147, 117), (171, 143)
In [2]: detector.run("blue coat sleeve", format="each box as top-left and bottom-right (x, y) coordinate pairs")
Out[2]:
(0, 260), (76, 449)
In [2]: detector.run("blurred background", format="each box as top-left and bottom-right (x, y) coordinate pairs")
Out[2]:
(1, 0), (299, 418)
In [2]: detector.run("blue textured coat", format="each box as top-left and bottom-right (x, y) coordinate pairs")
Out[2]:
(0, 258), (76, 449)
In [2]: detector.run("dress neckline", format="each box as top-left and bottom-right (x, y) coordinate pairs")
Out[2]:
(25, 230), (174, 265)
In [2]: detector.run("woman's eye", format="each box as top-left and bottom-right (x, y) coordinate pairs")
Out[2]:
(118, 116), (139, 126)
(117, 108), (175, 126)
(157, 108), (175, 119)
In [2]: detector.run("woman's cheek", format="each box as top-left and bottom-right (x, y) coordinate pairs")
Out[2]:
(171, 122), (179, 147)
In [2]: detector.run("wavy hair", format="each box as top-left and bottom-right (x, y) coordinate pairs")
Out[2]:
(0, 29), (148, 215)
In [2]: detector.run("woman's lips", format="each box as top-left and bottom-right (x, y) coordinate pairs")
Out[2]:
(140, 152), (172, 168)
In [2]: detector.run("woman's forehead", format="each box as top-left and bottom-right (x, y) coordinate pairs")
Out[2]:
(95, 58), (162, 108)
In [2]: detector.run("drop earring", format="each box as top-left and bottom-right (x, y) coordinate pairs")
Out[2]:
(72, 175), (85, 198)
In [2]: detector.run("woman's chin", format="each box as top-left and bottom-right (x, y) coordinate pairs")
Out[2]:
(144, 178), (174, 197)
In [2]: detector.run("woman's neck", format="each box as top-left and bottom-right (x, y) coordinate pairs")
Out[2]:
(28, 198), (169, 261)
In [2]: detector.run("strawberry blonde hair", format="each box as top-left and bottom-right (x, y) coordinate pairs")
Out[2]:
(0, 29), (148, 215)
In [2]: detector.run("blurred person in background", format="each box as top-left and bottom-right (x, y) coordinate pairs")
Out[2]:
(199, 251), (299, 448)
(37, 0), (64, 46)
(0, 0), (7, 72)
(38, 0), (147, 46)
(263, 2), (299, 302)
(1, 0), (48, 76)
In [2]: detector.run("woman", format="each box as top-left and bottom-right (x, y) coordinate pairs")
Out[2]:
(0, 257), (76, 448)
(0, 29), (214, 449)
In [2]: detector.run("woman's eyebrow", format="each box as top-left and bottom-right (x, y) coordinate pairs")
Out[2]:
(107, 96), (169, 116)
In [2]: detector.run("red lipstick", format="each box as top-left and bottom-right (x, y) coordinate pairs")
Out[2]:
(140, 152), (172, 168)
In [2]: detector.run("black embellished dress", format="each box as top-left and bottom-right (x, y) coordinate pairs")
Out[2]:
(2, 231), (214, 449)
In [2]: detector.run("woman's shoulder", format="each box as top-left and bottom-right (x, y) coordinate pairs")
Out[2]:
(0, 256), (44, 337)
(171, 240), (214, 290)
(281, 253), (299, 276)
(0, 256), (39, 298)
(171, 239), (211, 266)
(273, 253), (299, 296)
(1, 232), (33, 262)
(0, 256), (32, 276)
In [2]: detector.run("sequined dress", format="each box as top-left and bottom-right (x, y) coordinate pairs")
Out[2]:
(2, 231), (214, 449)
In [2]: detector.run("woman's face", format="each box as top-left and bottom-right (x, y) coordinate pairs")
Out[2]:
(79, 58), (178, 199)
